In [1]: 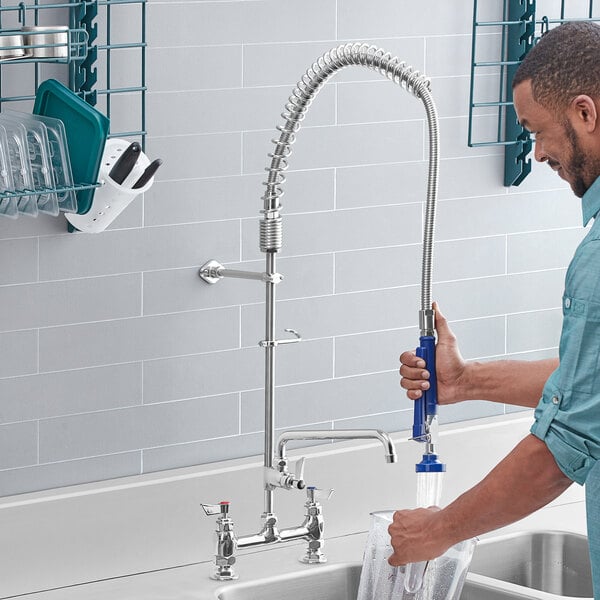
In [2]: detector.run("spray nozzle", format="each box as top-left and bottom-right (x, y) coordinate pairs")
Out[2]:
(416, 452), (446, 473)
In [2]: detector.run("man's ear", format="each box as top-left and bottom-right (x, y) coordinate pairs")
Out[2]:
(571, 94), (598, 132)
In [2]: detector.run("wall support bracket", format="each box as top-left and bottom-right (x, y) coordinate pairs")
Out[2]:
(503, 0), (535, 186)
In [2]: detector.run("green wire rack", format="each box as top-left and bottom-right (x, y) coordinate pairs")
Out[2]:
(0, 0), (146, 206)
(469, 0), (600, 186)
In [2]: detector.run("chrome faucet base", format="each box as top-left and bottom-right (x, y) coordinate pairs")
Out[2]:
(211, 568), (238, 581)
(300, 550), (327, 564)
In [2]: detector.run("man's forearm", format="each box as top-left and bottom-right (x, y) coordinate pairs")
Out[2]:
(458, 358), (558, 407)
(388, 434), (573, 565)
(431, 434), (571, 544)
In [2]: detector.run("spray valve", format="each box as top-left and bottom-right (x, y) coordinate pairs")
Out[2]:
(411, 334), (438, 444)
(412, 312), (446, 473)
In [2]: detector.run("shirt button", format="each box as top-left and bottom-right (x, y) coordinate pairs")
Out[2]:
(565, 298), (571, 308)
(552, 396), (560, 405)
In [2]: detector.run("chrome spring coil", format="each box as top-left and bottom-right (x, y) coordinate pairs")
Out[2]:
(260, 43), (439, 315)
(260, 211), (283, 253)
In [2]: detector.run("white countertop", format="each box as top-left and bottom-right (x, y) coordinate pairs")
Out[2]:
(1, 415), (587, 599)
(23, 498), (586, 600)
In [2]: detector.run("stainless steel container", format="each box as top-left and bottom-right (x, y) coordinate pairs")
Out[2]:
(0, 34), (27, 61)
(22, 26), (68, 58)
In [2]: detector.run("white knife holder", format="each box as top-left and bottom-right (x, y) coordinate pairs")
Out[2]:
(66, 138), (155, 233)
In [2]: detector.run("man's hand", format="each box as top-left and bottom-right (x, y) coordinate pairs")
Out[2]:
(387, 507), (451, 566)
(400, 302), (467, 404)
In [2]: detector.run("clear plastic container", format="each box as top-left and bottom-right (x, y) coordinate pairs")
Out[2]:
(357, 511), (400, 600)
(357, 510), (476, 600)
(5, 110), (77, 213)
(0, 124), (19, 218)
(0, 111), (59, 216)
(421, 538), (478, 600)
(0, 115), (37, 216)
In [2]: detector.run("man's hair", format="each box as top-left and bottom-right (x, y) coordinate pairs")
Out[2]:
(512, 21), (600, 112)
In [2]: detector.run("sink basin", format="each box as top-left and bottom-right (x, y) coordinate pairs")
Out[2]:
(216, 530), (591, 600)
(460, 580), (541, 600)
(217, 563), (361, 600)
(469, 531), (592, 598)
(216, 562), (541, 600)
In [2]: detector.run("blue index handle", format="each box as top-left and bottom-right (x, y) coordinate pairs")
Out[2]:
(412, 335), (438, 442)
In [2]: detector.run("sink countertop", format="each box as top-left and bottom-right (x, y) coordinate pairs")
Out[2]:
(22, 498), (587, 600)
(1, 415), (586, 599)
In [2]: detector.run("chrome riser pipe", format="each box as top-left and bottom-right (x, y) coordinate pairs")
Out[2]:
(264, 253), (276, 515)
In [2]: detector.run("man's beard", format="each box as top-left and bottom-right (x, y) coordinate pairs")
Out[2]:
(563, 119), (600, 197)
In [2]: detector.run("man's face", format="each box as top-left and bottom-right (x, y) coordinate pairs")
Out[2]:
(513, 80), (597, 197)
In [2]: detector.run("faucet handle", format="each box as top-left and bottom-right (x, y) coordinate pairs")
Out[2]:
(292, 456), (306, 489)
(306, 486), (334, 503)
(201, 501), (230, 517)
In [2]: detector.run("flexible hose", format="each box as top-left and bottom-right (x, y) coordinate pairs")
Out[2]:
(260, 42), (439, 312)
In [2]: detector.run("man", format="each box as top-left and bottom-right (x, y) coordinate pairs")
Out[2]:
(388, 20), (600, 596)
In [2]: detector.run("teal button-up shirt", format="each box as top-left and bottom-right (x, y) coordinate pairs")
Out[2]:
(531, 176), (600, 485)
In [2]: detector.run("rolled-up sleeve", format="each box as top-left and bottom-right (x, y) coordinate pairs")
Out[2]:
(531, 238), (600, 485)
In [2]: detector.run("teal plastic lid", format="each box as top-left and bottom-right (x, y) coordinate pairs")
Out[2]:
(33, 79), (109, 215)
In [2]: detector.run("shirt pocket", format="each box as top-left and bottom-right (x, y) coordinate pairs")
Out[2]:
(559, 294), (600, 395)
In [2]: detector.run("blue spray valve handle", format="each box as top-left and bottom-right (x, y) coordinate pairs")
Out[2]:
(419, 335), (438, 418)
(411, 336), (438, 441)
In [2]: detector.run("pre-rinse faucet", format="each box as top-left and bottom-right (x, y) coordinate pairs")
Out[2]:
(202, 429), (397, 579)
(199, 43), (439, 581)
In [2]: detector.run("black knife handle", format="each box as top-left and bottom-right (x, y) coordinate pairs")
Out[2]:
(132, 158), (163, 189)
(108, 142), (141, 184)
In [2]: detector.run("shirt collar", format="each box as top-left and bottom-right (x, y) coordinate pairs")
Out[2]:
(582, 176), (600, 226)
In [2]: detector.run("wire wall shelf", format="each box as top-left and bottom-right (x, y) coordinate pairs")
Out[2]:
(469, 0), (600, 186)
(0, 0), (146, 208)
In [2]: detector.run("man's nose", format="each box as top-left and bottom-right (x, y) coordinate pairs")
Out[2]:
(533, 140), (547, 163)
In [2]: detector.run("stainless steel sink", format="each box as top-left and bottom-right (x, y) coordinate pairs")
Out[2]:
(216, 531), (592, 600)
(216, 562), (542, 600)
(216, 563), (361, 600)
(469, 531), (592, 598)
(460, 580), (541, 600)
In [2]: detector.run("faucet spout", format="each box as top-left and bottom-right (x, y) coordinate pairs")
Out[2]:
(276, 429), (398, 464)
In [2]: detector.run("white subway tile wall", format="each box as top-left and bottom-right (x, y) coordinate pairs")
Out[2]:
(0, 0), (585, 497)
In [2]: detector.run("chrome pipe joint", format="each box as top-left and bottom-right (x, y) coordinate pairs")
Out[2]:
(419, 308), (436, 338)
(265, 456), (307, 491)
(298, 487), (327, 564)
